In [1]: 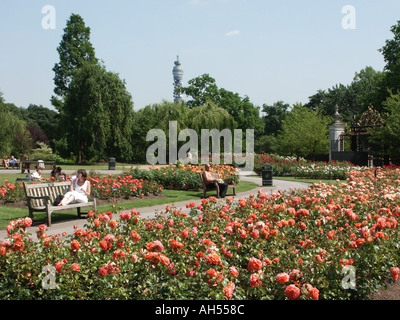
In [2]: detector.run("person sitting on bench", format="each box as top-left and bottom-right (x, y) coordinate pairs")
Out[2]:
(202, 164), (228, 198)
(9, 156), (18, 168)
(58, 169), (91, 206)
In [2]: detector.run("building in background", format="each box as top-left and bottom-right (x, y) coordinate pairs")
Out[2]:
(172, 56), (183, 103)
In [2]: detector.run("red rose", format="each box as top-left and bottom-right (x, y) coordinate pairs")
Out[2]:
(99, 240), (108, 251)
(390, 267), (400, 281)
(248, 257), (263, 272)
(99, 266), (108, 277)
(250, 273), (262, 288)
(223, 282), (235, 300)
(285, 284), (300, 300)
(229, 266), (239, 277)
(275, 272), (290, 283)
(309, 286), (319, 300)
(23, 217), (33, 228)
(71, 263), (80, 272)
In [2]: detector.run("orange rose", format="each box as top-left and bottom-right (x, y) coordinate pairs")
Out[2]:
(70, 240), (81, 251)
(205, 252), (222, 265)
(248, 257), (263, 272)
(158, 254), (170, 266)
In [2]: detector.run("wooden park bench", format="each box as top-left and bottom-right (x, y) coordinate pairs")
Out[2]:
(21, 160), (55, 173)
(199, 172), (236, 198)
(23, 182), (97, 226)
(0, 158), (20, 169)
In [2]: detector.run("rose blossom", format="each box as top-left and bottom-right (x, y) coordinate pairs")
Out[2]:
(248, 257), (263, 272)
(285, 284), (300, 300)
(223, 282), (235, 300)
(275, 272), (290, 283)
(390, 267), (400, 281)
(71, 263), (80, 272)
(250, 273), (262, 288)
(229, 266), (239, 277)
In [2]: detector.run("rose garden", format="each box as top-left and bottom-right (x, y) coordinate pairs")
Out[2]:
(0, 156), (399, 300)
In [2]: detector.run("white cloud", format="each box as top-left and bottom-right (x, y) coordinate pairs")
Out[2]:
(226, 30), (240, 37)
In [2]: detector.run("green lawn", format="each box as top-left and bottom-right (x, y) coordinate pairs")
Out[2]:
(274, 176), (344, 185)
(0, 163), (148, 186)
(0, 180), (257, 230)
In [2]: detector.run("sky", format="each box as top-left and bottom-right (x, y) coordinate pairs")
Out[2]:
(1, 0), (400, 112)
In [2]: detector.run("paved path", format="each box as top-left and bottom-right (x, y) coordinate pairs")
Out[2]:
(0, 170), (310, 240)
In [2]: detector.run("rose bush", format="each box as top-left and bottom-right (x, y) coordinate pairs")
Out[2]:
(0, 175), (162, 204)
(0, 180), (25, 203)
(0, 168), (400, 300)
(128, 163), (239, 190)
(89, 175), (162, 200)
(254, 153), (363, 180)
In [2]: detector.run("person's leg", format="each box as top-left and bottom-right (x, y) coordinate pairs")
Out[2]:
(59, 192), (75, 206)
(219, 183), (228, 198)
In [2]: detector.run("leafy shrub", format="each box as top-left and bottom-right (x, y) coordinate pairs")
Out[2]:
(128, 164), (239, 190)
(0, 180), (25, 203)
(0, 175), (162, 203)
(255, 154), (364, 180)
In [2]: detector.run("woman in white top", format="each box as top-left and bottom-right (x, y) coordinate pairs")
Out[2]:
(58, 169), (91, 206)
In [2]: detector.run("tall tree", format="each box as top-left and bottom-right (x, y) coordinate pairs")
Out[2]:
(52, 13), (98, 106)
(350, 67), (386, 114)
(0, 92), (33, 157)
(306, 67), (385, 125)
(0, 111), (32, 158)
(63, 62), (134, 163)
(262, 101), (290, 136)
(369, 92), (400, 160)
(179, 74), (264, 136)
(26, 104), (59, 145)
(379, 20), (400, 94)
(178, 74), (219, 108)
(131, 100), (236, 163)
(276, 104), (331, 158)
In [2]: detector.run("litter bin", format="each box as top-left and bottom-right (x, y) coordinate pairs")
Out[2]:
(109, 157), (116, 170)
(262, 163), (273, 186)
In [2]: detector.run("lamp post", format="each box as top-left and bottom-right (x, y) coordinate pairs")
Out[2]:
(329, 105), (346, 161)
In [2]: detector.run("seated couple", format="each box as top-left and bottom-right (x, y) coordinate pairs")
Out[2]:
(202, 164), (229, 198)
(57, 169), (91, 206)
(3, 155), (18, 169)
